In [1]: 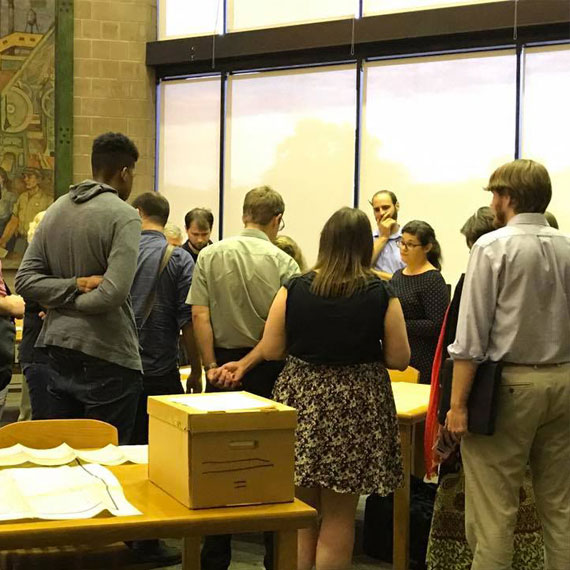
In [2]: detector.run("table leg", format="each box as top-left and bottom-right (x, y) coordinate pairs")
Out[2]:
(394, 423), (412, 570)
(182, 536), (201, 570)
(274, 529), (297, 570)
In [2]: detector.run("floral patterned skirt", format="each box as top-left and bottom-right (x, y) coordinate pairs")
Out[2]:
(273, 355), (403, 495)
(426, 463), (544, 569)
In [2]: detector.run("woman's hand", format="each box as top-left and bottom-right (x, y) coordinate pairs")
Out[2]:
(207, 363), (243, 390)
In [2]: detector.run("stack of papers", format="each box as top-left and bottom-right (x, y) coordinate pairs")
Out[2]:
(0, 464), (141, 521)
(170, 392), (275, 412)
(0, 443), (148, 468)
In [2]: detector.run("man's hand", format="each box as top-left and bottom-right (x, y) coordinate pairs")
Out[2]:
(378, 212), (397, 238)
(76, 275), (104, 293)
(4, 295), (25, 318)
(445, 405), (469, 442)
(186, 370), (203, 394)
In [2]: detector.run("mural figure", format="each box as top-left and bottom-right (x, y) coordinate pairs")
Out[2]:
(0, 0), (55, 267)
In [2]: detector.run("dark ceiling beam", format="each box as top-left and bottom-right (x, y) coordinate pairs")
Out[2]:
(147, 1), (570, 78)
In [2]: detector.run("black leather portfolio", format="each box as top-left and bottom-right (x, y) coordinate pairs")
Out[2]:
(437, 358), (503, 436)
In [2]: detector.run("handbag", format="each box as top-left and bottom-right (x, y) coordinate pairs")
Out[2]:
(437, 358), (503, 435)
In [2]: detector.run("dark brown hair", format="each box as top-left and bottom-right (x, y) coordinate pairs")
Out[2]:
(486, 159), (551, 214)
(311, 207), (375, 298)
(184, 207), (214, 230)
(132, 192), (170, 227)
(460, 206), (495, 248)
(401, 220), (442, 271)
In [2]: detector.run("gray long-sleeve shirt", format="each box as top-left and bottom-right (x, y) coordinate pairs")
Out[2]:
(15, 180), (142, 371)
(448, 213), (570, 364)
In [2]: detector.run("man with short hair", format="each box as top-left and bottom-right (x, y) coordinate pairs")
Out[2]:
(189, 185), (299, 570)
(182, 207), (214, 263)
(130, 192), (201, 445)
(370, 189), (405, 279)
(15, 132), (143, 444)
(446, 159), (570, 570)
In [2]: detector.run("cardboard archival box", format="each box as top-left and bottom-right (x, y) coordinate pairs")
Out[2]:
(148, 391), (296, 509)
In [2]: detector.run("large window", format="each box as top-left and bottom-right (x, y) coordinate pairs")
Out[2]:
(360, 51), (517, 286)
(159, 0), (223, 40)
(364, 0), (505, 16)
(228, 0), (358, 32)
(225, 66), (357, 264)
(158, 77), (221, 238)
(522, 45), (570, 231)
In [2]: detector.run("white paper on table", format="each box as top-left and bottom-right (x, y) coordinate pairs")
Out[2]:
(21, 443), (76, 466)
(118, 445), (148, 464)
(0, 464), (141, 521)
(0, 444), (148, 467)
(0, 444), (29, 467)
(76, 444), (148, 466)
(170, 392), (275, 412)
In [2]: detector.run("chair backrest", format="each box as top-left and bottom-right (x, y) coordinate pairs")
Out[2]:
(0, 419), (118, 449)
(388, 366), (420, 384)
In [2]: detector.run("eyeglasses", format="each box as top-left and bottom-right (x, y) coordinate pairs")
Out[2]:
(396, 238), (422, 250)
(278, 215), (285, 231)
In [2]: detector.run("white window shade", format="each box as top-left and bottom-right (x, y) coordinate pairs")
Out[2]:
(364, 0), (505, 16)
(224, 66), (357, 266)
(159, 0), (223, 40)
(360, 51), (516, 287)
(229, 0), (359, 32)
(158, 78), (221, 239)
(522, 44), (570, 231)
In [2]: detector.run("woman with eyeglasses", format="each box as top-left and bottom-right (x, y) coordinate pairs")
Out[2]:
(390, 220), (449, 384)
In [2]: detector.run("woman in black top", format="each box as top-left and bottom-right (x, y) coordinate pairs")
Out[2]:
(391, 221), (449, 384)
(215, 208), (410, 570)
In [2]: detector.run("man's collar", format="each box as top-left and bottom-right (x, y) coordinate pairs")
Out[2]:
(141, 229), (167, 239)
(373, 226), (401, 240)
(507, 213), (548, 226)
(240, 228), (270, 241)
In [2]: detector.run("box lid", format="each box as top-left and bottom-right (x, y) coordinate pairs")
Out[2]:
(148, 391), (297, 433)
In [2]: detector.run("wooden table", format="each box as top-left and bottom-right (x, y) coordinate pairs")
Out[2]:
(0, 463), (316, 569)
(392, 382), (431, 570)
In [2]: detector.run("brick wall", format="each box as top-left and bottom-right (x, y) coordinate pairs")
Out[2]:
(73, 0), (157, 198)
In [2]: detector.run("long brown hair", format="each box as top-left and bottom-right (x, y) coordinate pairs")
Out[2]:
(311, 207), (375, 297)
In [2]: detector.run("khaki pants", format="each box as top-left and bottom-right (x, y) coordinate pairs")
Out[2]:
(461, 363), (570, 570)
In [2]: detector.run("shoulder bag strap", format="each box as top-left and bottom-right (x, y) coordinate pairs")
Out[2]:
(140, 244), (175, 327)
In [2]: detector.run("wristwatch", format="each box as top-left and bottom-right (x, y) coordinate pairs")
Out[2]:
(203, 362), (218, 372)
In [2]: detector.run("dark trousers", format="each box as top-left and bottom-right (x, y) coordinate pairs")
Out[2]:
(21, 362), (52, 420)
(47, 346), (142, 445)
(130, 369), (184, 445)
(201, 347), (284, 570)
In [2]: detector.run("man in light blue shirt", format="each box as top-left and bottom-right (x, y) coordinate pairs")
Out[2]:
(370, 189), (405, 279)
(446, 159), (570, 570)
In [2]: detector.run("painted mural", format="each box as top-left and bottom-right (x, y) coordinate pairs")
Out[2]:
(0, 0), (55, 268)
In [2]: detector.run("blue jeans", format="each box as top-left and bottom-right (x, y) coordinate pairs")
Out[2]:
(47, 347), (142, 445)
(21, 362), (52, 420)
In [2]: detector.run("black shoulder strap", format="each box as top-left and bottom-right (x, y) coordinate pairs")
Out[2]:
(140, 244), (175, 327)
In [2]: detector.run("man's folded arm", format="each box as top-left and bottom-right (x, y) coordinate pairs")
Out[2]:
(72, 218), (141, 314)
(15, 225), (77, 308)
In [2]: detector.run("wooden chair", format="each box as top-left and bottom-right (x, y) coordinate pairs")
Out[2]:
(0, 419), (127, 569)
(388, 366), (420, 384)
(0, 419), (118, 449)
